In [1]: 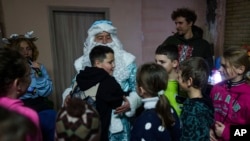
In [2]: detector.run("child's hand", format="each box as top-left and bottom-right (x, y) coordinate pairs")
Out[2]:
(114, 96), (130, 114)
(214, 121), (225, 138)
(32, 61), (40, 69)
(210, 129), (218, 141)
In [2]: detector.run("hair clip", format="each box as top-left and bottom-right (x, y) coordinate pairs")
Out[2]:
(24, 31), (38, 40)
(10, 34), (19, 39)
(24, 31), (34, 38)
(2, 38), (10, 44)
(2, 31), (38, 44)
(157, 90), (165, 96)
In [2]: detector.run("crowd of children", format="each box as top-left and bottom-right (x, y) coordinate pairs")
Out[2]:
(1, 8), (250, 141)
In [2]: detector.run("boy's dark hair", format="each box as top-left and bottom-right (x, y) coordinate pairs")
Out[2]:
(179, 57), (209, 90)
(89, 45), (114, 66)
(155, 44), (179, 61)
(171, 8), (197, 24)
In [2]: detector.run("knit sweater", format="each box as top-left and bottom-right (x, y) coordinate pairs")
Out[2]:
(180, 97), (214, 141)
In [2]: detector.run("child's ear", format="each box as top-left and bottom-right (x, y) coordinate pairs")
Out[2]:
(13, 78), (20, 89)
(172, 60), (179, 68)
(13, 78), (22, 94)
(95, 60), (102, 68)
(137, 86), (146, 97)
(236, 65), (245, 75)
(187, 77), (193, 87)
(138, 86), (143, 93)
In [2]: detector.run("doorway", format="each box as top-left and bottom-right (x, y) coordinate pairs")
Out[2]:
(49, 6), (109, 109)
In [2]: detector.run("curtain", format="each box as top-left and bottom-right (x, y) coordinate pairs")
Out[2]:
(51, 10), (105, 109)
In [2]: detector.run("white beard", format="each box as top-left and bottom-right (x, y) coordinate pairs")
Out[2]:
(95, 42), (130, 85)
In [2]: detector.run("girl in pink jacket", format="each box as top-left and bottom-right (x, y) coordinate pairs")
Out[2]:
(210, 46), (250, 141)
(0, 47), (42, 141)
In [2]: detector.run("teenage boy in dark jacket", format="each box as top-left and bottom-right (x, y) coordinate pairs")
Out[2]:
(161, 8), (213, 71)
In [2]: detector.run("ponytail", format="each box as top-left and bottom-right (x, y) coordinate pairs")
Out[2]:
(156, 94), (175, 128)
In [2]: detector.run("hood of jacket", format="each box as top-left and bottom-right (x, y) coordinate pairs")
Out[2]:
(76, 67), (110, 91)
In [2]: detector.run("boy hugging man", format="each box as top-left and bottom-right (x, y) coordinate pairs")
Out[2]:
(76, 45), (131, 141)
